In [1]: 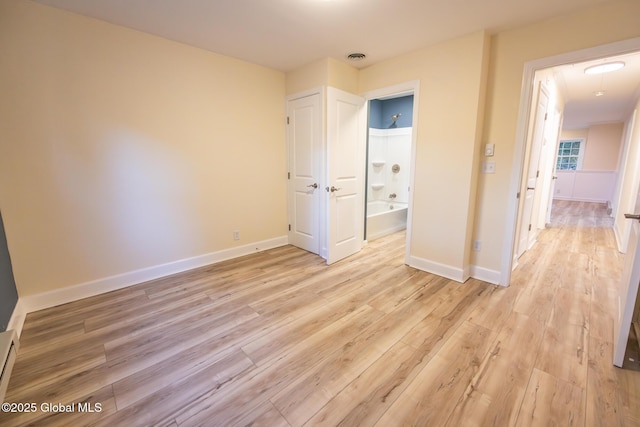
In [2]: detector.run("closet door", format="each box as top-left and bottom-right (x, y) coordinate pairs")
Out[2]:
(286, 93), (322, 254)
(326, 87), (366, 264)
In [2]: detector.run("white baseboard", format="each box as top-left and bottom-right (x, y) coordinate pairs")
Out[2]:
(469, 265), (502, 286)
(407, 255), (469, 283)
(553, 196), (608, 203)
(613, 224), (625, 253)
(19, 235), (288, 319)
(407, 255), (502, 287)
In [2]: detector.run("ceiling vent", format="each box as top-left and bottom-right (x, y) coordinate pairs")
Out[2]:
(347, 53), (366, 61)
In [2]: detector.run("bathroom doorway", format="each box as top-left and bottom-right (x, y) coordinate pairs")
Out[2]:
(364, 85), (417, 258)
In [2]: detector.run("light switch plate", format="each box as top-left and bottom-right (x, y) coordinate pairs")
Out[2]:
(485, 143), (495, 157)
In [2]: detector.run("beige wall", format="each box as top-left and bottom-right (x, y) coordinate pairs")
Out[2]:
(359, 31), (490, 273)
(560, 124), (623, 171)
(286, 57), (358, 95)
(583, 123), (624, 170)
(561, 128), (589, 142)
(474, 0), (640, 272)
(0, 0), (287, 296)
(3, 0), (640, 299)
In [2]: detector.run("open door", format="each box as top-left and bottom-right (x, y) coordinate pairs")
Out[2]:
(326, 87), (366, 264)
(517, 82), (549, 257)
(614, 182), (640, 367)
(544, 108), (563, 225)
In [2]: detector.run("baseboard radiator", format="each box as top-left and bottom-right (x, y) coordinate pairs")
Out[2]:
(0, 330), (19, 403)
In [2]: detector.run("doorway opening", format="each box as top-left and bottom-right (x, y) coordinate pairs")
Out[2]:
(361, 81), (419, 264)
(364, 94), (414, 242)
(503, 37), (640, 285)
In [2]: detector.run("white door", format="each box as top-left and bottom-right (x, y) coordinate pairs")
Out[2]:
(326, 87), (366, 264)
(517, 82), (549, 257)
(287, 93), (321, 254)
(613, 186), (640, 367)
(545, 109), (563, 225)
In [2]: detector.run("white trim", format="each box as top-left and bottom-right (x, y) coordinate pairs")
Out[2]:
(19, 236), (288, 315)
(368, 127), (413, 137)
(407, 255), (469, 283)
(503, 36), (640, 287)
(285, 86), (324, 102)
(614, 223), (626, 254)
(470, 265), (502, 286)
(7, 300), (26, 339)
(361, 80), (420, 268)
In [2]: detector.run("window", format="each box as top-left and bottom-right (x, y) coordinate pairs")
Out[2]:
(556, 139), (585, 170)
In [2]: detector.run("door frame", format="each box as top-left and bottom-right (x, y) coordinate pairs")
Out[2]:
(361, 80), (420, 265)
(502, 37), (640, 286)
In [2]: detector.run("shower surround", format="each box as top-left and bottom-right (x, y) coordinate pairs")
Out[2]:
(366, 127), (412, 240)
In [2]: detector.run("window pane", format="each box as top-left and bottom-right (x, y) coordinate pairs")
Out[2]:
(571, 149), (579, 155)
(563, 149), (571, 155)
(572, 141), (581, 149)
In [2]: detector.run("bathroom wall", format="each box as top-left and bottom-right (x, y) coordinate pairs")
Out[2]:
(369, 96), (414, 129)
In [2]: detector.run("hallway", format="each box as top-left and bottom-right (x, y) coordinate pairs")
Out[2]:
(508, 199), (637, 425)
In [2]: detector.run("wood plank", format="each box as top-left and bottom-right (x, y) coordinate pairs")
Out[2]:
(375, 321), (496, 426)
(303, 341), (417, 427)
(445, 312), (547, 427)
(272, 299), (432, 426)
(516, 368), (585, 427)
(586, 336), (623, 426)
(173, 305), (386, 426)
(534, 322), (588, 388)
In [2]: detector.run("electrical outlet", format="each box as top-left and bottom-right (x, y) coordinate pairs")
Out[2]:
(482, 161), (496, 174)
(473, 240), (481, 252)
(233, 230), (240, 241)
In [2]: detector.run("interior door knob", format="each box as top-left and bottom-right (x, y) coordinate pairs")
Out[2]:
(527, 187), (535, 190)
(307, 183), (318, 189)
(330, 186), (341, 192)
(624, 213), (640, 221)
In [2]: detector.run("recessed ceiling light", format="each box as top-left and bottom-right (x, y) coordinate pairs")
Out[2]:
(347, 53), (366, 61)
(584, 61), (625, 75)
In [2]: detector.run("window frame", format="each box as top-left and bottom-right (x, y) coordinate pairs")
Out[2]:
(556, 138), (586, 171)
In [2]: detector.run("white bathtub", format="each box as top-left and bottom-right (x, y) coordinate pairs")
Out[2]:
(366, 201), (408, 241)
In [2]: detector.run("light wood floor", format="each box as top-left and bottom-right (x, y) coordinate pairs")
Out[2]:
(2, 200), (639, 426)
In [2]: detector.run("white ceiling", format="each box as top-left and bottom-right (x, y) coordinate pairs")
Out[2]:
(33, 0), (640, 129)
(552, 52), (640, 129)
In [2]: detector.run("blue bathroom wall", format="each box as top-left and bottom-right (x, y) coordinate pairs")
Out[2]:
(369, 99), (383, 129)
(0, 211), (18, 332)
(368, 95), (413, 129)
